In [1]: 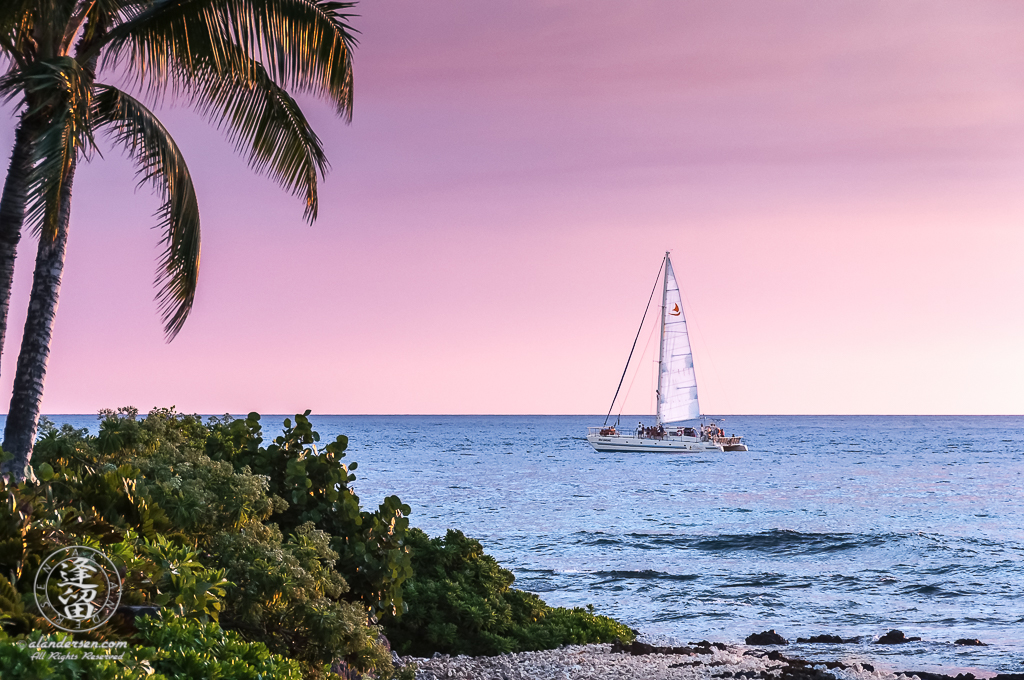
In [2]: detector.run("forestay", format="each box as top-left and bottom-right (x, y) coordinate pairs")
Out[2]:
(657, 257), (700, 424)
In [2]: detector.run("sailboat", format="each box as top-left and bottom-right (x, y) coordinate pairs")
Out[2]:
(586, 252), (747, 453)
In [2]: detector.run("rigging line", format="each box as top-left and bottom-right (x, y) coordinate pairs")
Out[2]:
(678, 280), (735, 417)
(616, 312), (660, 424)
(604, 255), (666, 426)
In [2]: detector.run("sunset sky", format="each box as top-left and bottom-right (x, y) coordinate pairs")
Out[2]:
(1, 0), (1023, 416)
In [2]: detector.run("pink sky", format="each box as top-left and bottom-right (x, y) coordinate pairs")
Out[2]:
(1, 0), (1023, 415)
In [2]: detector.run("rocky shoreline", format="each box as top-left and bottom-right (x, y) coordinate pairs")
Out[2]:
(401, 637), (1024, 680)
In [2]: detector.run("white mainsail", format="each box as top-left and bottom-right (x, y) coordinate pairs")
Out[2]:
(657, 257), (700, 424)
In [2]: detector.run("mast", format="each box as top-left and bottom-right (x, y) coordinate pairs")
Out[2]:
(656, 251), (669, 425)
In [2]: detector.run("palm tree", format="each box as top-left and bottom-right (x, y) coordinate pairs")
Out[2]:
(0, 0), (356, 480)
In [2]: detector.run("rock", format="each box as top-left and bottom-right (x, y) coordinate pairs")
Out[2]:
(795, 635), (848, 644)
(862, 665), (875, 673)
(954, 638), (987, 646)
(876, 629), (922, 644)
(745, 630), (789, 645)
(779, 668), (837, 680)
(766, 650), (847, 671)
(692, 640), (729, 650)
(610, 638), (711, 655)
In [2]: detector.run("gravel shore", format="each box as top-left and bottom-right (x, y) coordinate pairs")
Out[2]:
(402, 643), (886, 680)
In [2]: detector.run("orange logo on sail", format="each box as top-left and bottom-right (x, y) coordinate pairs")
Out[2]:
(669, 303), (681, 316)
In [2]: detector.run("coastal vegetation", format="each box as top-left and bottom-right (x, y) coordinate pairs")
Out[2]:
(0, 409), (634, 678)
(384, 528), (635, 656)
(0, 0), (356, 481)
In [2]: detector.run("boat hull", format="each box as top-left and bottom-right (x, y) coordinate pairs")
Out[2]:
(586, 433), (723, 453)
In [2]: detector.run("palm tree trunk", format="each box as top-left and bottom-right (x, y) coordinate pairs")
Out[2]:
(1, 160), (76, 481)
(0, 121), (35, 372)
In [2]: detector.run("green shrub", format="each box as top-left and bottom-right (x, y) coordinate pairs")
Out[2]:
(203, 411), (414, 617)
(0, 614), (305, 680)
(2, 408), (632, 675)
(132, 613), (307, 679)
(213, 520), (393, 674)
(382, 528), (636, 656)
(1, 409), (409, 678)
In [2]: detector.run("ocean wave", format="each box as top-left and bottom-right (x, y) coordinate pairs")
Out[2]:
(574, 528), (890, 555)
(591, 569), (701, 582)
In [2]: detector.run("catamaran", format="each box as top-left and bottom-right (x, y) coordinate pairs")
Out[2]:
(586, 252), (747, 453)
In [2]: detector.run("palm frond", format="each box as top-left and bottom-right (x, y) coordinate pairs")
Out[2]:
(0, 0), (32, 35)
(0, 0), (39, 66)
(98, 0), (356, 117)
(187, 52), (328, 221)
(92, 84), (201, 340)
(4, 56), (95, 241)
(60, 1), (97, 56)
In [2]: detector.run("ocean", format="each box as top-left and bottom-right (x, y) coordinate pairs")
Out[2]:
(22, 414), (1024, 674)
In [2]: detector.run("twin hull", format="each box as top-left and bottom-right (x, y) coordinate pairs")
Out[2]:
(586, 433), (724, 453)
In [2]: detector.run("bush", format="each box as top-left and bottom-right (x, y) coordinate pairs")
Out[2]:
(382, 528), (636, 656)
(1, 409), (410, 679)
(1, 408), (633, 674)
(0, 614), (305, 680)
(202, 412), (413, 617)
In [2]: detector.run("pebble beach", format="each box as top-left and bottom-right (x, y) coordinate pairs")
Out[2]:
(402, 642), (890, 680)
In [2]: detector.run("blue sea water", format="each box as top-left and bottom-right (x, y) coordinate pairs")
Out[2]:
(24, 414), (1024, 674)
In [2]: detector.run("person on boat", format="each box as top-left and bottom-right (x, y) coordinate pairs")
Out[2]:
(636, 421), (643, 438)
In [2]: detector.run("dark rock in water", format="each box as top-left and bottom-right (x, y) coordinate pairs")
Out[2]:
(954, 638), (987, 646)
(862, 665), (875, 673)
(691, 640), (729, 651)
(876, 629), (922, 644)
(796, 634), (848, 644)
(991, 675), (1024, 680)
(746, 629), (789, 645)
(896, 673), (975, 680)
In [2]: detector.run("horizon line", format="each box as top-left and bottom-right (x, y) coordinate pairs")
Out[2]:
(15, 413), (1024, 418)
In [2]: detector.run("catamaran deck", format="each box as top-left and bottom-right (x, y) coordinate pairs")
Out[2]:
(585, 427), (747, 453)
